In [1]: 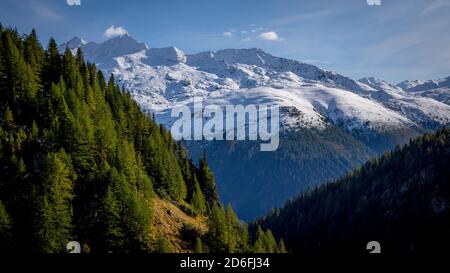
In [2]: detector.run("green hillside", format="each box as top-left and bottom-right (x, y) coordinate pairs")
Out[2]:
(253, 128), (450, 254)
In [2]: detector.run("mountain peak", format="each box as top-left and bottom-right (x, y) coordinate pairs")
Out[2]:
(68, 36), (87, 46)
(145, 46), (187, 66)
(397, 76), (450, 92)
(102, 34), (149, 50)
(212, 48), (268, 66)
(359, 77), (391, 86)
(359, 77), (403, 93)
(58, 36), (88, 53)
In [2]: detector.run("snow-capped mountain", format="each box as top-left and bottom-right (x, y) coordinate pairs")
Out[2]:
(358, 77), (450, 128)
(58, 36), (87, 55)
(59, 35), (450, 133)
(397, 77), (450, 105)
(398, 76), (450, 92)
(58, 34), (450, 220)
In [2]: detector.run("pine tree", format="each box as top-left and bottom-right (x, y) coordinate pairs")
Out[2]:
(191, 179), (207, 215)
(4, 106), (14, 128)
(206, 203), (227, 252)
(263, 229), (277, 253)
(194, 237), (203, 253)
(253, 225), (266, 253)
(97, 188), (125, 253)
(197, 156), (219, 206)
(225, 204), (239, 252)
(43, 38), (61, 89)
(277, 238), (287, 253)
(34, 150), (76, 253)
(0, 201), (13, 250)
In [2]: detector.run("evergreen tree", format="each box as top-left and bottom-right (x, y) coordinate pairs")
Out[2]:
(253, 225), (266, 253)
(34, 150), (76, 253)
(197, 156), (219, 206)
(4, 106), (14, 128)
(191, 179), (207, 215)
(225, 204), (239, 252)
(194, 237), (204, 253)
(277, 238), (287, 253)
(96, 187), (125, 253)
(0, 201), (13, 250)
(43, 38), (61, 89)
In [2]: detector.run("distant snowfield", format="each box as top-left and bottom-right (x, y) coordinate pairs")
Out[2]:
(59, 35), (450, 133)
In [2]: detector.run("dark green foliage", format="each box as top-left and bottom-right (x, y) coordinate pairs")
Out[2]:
(194, 237), (203, 253)
(252, 225), (280, 253)
(204, 203), (281, 253)
(191, 179), (207, 215)
(196, 155), (219, 206)
(0, 27), (217, 253)
(253, 128), (450, 254)
(180, 223), (202, 247)
(0, 201), (13, 250)
(277, 239), (287, 253)
(33, 150), (75, 253)
(186, 126), (376, 220)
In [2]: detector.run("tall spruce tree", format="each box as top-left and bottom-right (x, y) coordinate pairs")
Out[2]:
(197, 155), (219, 206)
(34, 150), (76, 253)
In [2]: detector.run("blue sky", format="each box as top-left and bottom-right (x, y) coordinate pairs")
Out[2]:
(1, 0), (449, 83)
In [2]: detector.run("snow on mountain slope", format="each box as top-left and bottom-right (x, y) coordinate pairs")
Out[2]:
(187, 48), (374, 94)
(59, 35), (450, 133)
(359, 77), (450, 128)
(58, 36), (87, 55)
(398, 76), (450, 92)
(59, 34), (148, 69)
(397, 77), (450, 105)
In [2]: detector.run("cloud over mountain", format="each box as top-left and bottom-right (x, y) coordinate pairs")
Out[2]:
(104, 26), (128, 38)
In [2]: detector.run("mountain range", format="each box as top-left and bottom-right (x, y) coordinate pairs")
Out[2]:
(59, 34), (450, 219)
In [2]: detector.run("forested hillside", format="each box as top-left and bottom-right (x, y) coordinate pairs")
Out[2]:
(253, 128), (450, 254)
(186, 127), (376, 220)
(0, 25), (285, 253)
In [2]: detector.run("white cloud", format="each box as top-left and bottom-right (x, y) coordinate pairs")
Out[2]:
(259, 31), (279, 41)
(223, 31), (233, 37)
(104, 26), (128, 38)
(66, 0), (81, 6)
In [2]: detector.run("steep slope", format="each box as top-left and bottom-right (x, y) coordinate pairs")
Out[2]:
(253, 128), (450, 254)
(152, 198), (207, 253)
